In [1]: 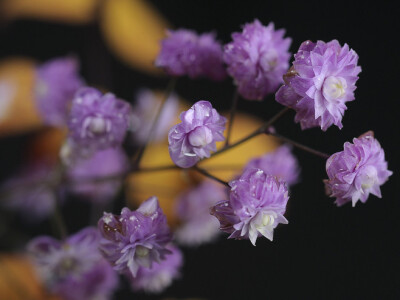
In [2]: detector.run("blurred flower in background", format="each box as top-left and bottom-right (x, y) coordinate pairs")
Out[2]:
(130, 89), (178, 145)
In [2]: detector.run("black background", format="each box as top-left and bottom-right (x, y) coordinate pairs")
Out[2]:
(0, 0), (399, 299)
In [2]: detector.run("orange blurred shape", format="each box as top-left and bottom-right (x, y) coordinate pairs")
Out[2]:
(0, 58), (43, 137)
(126, 112), (278, 226)
(100, 0), (170, 75)
(0, 0), (99, 24)
(0, 255), (59, 300)
(27, 128), (66, 164)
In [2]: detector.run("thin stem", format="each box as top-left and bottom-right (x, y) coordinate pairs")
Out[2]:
(225, 89), (240, 147)
(52, 191), (68, 240)
(134, 77), (177, 168)
(269, 132), (330, 159)
(207, 107), (290, 160)
(192, 166), (229, 187)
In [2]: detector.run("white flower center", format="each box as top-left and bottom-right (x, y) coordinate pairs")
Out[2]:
(89, 117), (107, 134)
(188, 126), (213, 147)
(135, 245), (149, 257)
(322, 76), (347, 100)
(256, 213), (275, 229)
(260, 50), (278, 72)
(359, 165), (378, 190)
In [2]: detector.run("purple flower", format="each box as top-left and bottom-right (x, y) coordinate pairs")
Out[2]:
(66, 147), (129, 203)
(0, 161), (56, 222)
(130, 89), (178, 145)
(168, 101), (226, 168)
(34, 57), (83, 126)
(175, 181), (224, 246)
(68, 87), (131, 151)
(27, 227), (118, 300)
(276, 40), (361, 131)
(324, 132), (392, 207)
(98, 197), (172, 277)
(128, 245), (183, 293)
(155, 29), (226, 81)
(210, 168), (289, 245)
(224, 20), (291, 100)
(244, 145), (300, 186)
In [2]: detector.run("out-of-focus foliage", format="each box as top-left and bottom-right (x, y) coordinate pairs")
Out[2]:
(0, 255), (60, 300)
(100, 0), (169, 74)
(0, 0), (98, 24)
(0, 58), (42, 137)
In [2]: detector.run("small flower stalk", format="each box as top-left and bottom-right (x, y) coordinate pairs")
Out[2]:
(168, 100), (226, 168)
(324, 132), (392, 206)
(211, 168), (289, 245)
(98, 197), (172, 277)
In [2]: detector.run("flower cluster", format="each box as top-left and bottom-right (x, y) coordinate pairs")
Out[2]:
(8, 16), (393, 299)
(276, 40), (361, 131)
(156, 29), (226, 81)
(324, 132), (392, 206)
(66, 147), (129, 203)
(98, 197), (172, 277)
(224, 20), (291, 100)
(175, 181), (224, 246)
(128, 245), (183, 293)
(130, 89), (178, 145)
(168, 100), (226, 168)
(27, 227), (118, 300)
(243, 145), (300, 186)
(0, 161), (56, 222)
(211, 168), (289, 245)
(68, 87), (131, 151)
(34, 57), (83, 126)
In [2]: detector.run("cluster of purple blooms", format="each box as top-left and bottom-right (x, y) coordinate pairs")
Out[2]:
(168, 100), (227, 168)
(27, 227), (118, 300)
(155, 29), (227, 81)
(13, 18), (392, 299)
(275, 40), (361, 130)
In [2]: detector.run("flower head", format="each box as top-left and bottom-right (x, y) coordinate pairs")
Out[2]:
(27, 227), (118, 300)
(168, 101), (226, 168)
(276, 40), (361, 131)
(155, 29), (226, 81)
(324, 132), (392, 206)
(98, 197), (172, 277)
(66, 147), (129, 203)
(130, 89), (178, 145)
(0, 161), (56, 222)
(128, 245), (183, 293)
(34, 57), (83, 126)
(224, 20), (291, 100)
(210, 168), (289, 245)
(244, 145), (300, 186)
(68, 87), (131, 151)
(175, 181), (224, 246)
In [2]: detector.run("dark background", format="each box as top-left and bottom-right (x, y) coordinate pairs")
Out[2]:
(1, 0), (399, 299)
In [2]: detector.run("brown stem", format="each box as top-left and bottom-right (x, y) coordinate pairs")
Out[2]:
(192, 166), (229, 187)
(225, 89), (240, 147)
(207, 107), (290, 160)
(269, 132), (330, 159)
